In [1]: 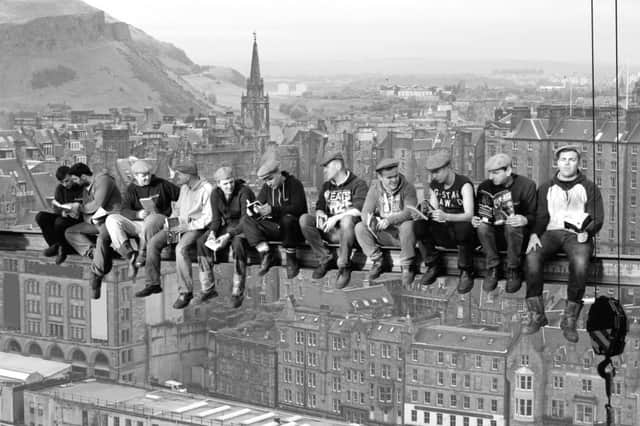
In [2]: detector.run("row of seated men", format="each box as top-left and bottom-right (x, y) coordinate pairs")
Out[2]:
(35, 143), (603, 343)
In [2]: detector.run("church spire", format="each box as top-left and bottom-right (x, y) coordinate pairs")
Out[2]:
(249, 32), (261, 84)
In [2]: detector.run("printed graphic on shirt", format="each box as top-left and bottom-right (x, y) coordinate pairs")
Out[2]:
(433, 187), (464, 211)
(380, 192), (403, 217)
(324, 189), (353, 215)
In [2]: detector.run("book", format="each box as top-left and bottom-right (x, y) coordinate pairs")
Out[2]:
(407, 205), (430, 222)
(246, 200), (271, 220)
(366, 213), (380, 241)
(477, 189), (515, 225)
(204, 232), (227, 252)
(316, 214), (327, 229)
(139, 194), (159, 213)
(91, 207), (110, 224)
(564, 212), (592, 233)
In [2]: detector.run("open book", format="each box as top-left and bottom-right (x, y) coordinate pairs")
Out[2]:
(564, 212), (592, 233)
(477, 189), (515, 225)
(139, 194), (159, 213)
(91, 207), (110, 224)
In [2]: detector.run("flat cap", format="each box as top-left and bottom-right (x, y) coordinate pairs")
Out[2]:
(375, 158), (399, 172)
(257, 158), (280, 179)
(554, 144), (581, 159)
(131, 159), (153, 174)
(214, 166), (234, 182)
(321, 151), (344, 166)
(173, 160), (198, 176)
(485, 153), (512, 171)
(425, 150), (451, 171)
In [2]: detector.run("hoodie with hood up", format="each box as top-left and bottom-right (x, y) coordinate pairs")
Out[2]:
(316, 171), (368, 216)
(361, 173), (417, 225)
(533, 171), (604, 237)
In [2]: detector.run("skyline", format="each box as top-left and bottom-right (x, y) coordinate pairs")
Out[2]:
(83, 0), (640, 76)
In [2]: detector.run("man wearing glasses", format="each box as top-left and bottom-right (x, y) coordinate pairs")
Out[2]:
(232, 158), (307, 300)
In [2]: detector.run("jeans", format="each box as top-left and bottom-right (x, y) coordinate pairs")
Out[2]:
(354, 220), (415, 266)
(237, 214), (303, 249)
(299, 214), (358, 268)
(196, 225), (237, 290)
(525, 230), (593, 302)
(35, 211), (81, 253)
(146, 229), (205, 293)
(414, 219), (476, 270)
(105, 213), (166, 257)
(65, 221), (111, 277)
(476, 222), (526, 269)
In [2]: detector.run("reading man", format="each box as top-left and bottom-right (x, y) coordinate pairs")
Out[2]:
(103, 160), (180, 281)
(414, 150), (476, 293)
(355, 158), (418, 286)
(299, 151), (368, 288)
(523, 145), (603, 342)
(35, 165), (84, 265)
(196, 166), (255, 307)
(472, 153), (537, 292)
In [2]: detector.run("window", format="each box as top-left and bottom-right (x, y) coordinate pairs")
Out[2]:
(370, 343), (376, 356)
(463, 396), (470, 409)
(582, 379), (592, 392)
(528, 142), (533, 151)
(437, 393), (443, 406)
(516, 398), (533, 417)
(411, 410), (417, 422)
(475, 355), (482, 368)
(517, 374), (532, 390)
(412, 348), (419, 361)
(477, 420), (483, 426)
(553, 375), (564, 389)
(437, 413), (443, 425)
(379, 386), (392, 402)
(451, 373), (457, 386)
(424, 391), (431, 403)
(295, 331), (304, 344)
(424, 411), (430, 423)
(308, 372), (316, 388)
(464, 374), (471, 388)
(477, 398), (484, 410)
(552, 399), (565, 417)
(611, 160), (617, 170)
(491, 358), (499, 370)
(451, 353), (458, 366)
(450, 394), (457, 407)
(450, 416), (457, 426)
(437, 351), (444, 364)
(597, 143), (603, 153)
(411, 389), (418, 402)
(381, 344), (391, 358)
(307, 332), (317, 346)
(369, 362), (375, 376)
(575, 403), (594, 424)
(491, 399), (498, 412)
(381, 364), (391, 379)
(436, 371), (444, 385)
(491, 377), (499, 391)
(412, 368), (418, 382)
(295, 350), (303, 364)
(521, 355), (529, 366)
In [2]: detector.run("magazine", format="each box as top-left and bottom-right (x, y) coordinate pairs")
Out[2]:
(477, 189), (515, 225)
(139, 194), (159, 212)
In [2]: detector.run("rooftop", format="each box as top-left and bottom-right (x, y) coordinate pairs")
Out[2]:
(29, 379), (352, 426)
(0, 352), (70, 383)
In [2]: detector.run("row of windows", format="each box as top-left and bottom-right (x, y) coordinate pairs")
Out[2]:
(25, 280), (84, 299)
(410, 350), (505, 371)
(413, 390), (499, 412)
(409, 410), (498, 426)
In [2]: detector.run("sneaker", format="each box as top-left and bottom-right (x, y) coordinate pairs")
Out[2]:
(505, 268), (523, 293)
(482, 266), (499, 292)
(258, 250), (276, 276)
(55, 245), (67, 265)
(43, 244), (59, 257)
(419, 263), (443, 286)
(127, 252), (139, 280)
(230, 273), (245, 308)
(286, 252), (300, 279)
(312, 257), (335, 279)
(197, 286), (219, 304)
(335, 267), (352, 289)
(457, 269), (474, 294)
(135, 285), (162, 298)
(173, 292), (194, 309)
(89, 273), (103, 299)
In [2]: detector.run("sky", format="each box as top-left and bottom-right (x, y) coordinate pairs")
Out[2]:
(84, 0), (640, 76)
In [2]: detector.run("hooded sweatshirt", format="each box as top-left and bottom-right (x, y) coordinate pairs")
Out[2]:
(120, 175), (181, 220)
(209, 179), (256, 236)
(172, 178), (214, 231)
(257, 171), (308, 220)
(81, 172), (121, 222)
(533, 171), (604, 237)
(361, 173), (417, 225)
(316, 171), (368, 216)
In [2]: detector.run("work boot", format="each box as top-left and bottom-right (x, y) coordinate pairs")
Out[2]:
(285, 251), (300, 279)
(313, 257), (335, 279)
(230, 272), (245, 309)
(505, 268), (523, 293)
(335, 267), (352, 289)
(561, 300), (584, 343)
(172, 292), (193, 309)
(89, 273), (103, 300)
(367, 258), (388, 281)
(483, 266), (499, 292)
(135, 285), (162, 297)
(258, 250), (276, 276)
(118, 241), (139, 280)
(521, 296), (549, 335)
(197, 286), (219, 304)
(43, 243), (59, 257)
(401, 265), (417, 287)
(419, 263), (443, 286)
(457, 269), (474, 294)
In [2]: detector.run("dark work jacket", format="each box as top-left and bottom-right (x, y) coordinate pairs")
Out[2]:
(120, 176), (181, 220)
(209, 180), (255, 236)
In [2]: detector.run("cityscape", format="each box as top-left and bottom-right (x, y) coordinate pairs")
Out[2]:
(1, 1), (640, 426)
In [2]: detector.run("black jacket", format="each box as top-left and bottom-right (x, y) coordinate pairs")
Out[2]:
(210, 179), (255, 236)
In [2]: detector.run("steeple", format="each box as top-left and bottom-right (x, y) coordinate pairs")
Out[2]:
(249, 32), (261, 84)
